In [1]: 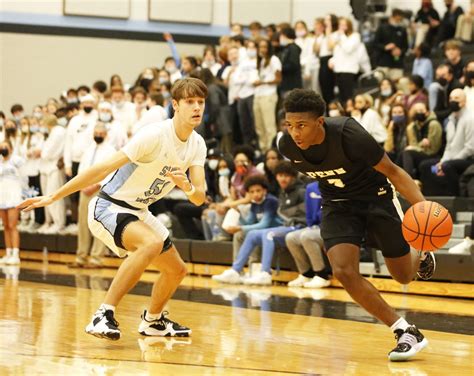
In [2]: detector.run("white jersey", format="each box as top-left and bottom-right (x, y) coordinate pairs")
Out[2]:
(100, 119), (206, 209)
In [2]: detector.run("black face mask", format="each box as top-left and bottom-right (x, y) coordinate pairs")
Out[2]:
(94, 136), (104, 144)
(437, 77), (448, 86)
(414, 113), (427, 122)
(5, 128), (16, 137)
(140, 78), (152, 89)
(449, 101), (461, 112)
(466, 71), (474, 82)
(0, 148), (9, 157)
(83, 106), (93, 114)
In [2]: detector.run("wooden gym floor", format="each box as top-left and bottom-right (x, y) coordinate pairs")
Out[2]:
(0, 261), (473, 375)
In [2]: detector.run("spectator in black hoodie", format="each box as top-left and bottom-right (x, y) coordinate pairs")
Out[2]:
(278, 27), (303, 97)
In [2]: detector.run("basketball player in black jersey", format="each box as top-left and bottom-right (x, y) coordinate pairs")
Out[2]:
(278, 89), (436, 361)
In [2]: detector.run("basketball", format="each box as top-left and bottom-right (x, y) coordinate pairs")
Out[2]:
(402, 201), (453, 251)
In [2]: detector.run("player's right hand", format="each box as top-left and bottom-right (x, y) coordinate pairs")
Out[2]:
(17, 195), (55, 212)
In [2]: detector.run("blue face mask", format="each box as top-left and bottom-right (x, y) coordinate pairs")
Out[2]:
(30, 125), (40, 133)
(218, 168), (231, 177)
(392, 115), (405, 123)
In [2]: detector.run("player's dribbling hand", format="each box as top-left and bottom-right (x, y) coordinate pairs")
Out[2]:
(166, 169), (192, 192)
(17, 195), (55, 212)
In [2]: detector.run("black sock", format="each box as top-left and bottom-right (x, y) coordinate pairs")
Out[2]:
(302, 269), (316, 278)
(316, 270), (330, 280)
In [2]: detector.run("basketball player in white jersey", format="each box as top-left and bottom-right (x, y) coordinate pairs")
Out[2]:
(18, 78), (208, 340)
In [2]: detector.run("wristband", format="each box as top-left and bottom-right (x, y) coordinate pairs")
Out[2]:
(184, 184), (196, 196)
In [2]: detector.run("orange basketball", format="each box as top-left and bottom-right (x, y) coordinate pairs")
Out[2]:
(402, 201), (453, 251)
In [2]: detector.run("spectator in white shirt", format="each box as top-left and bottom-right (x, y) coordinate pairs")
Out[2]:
(253, 39), (282, 151)
(132, 92), (169, 135)
(352, 94), (388, 144)
(202, 45), (222, 77)
(97, 102), (127, 149)
(294, 20), (317, 90)
(39, 115), (66, 234)
(68, 123), (116, 269)
(331, 17), (363, 102)
(132, 87), (148, 121)
(111, 85), (136, 136)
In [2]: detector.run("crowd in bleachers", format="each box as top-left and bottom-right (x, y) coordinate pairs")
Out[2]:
(1, 0), (474, 277)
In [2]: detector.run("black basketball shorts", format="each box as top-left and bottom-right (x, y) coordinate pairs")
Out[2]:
(320, 197), (410, 258)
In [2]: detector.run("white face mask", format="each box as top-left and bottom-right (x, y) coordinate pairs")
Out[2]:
(113, 100), (125, 109)
(329, 109), (341, 117)
(295, 30), (306, 38)
(279, 38), (289, 46)
(99, 112), (112, 122)
(208, 159), (219, 170)
(247, 49), (257, 59)
(218, 168), (231, 177)
(33, 112), (43, 119)
(381, 88), (393, 97)
(0, 119), (4, 127)
(30, 125), (39, 133)
(57, 117), (68, 127)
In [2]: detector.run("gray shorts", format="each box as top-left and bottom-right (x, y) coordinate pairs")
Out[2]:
(88, 196), (170, 258)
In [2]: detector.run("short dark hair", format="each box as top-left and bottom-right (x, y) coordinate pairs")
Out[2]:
(10, 104), (23, 114)
(67, 88), (77, 96)
(249, 21), (262, 30)
(280, 27), (296, 40)
(244, 175), (268, 191)
(284, 89), (326, 117)
(274, 160), (297, 177)
(438, 63), (454, 75)
(171, 77), (208, 101)
(93, 80), (107, 94)
(418, 42), (431, 58)
(230, 35), (245, 46)
(149, 91), (164, 106)
(232, 145), (255, 163)
(184, 56), (198, 68)
(392, 8), (405, 18)
(409, 74), (424, 90)
(77, 85), (90, 93)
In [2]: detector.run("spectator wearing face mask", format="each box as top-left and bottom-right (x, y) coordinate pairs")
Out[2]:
(374, 78), (399, 124)
(419, 89), (474, 195)
(38, 115), (67, 234)
(97, 102), (127, 150)
(412, 43), (433, 89)
(278, 27), (303, 97)
(202, 46), (222, 77)
(132, 92), (168, 135)
(10, 104), (24, 126)
(429, 63), (462, 123)
(253, 39), (282, 151)
(401, 102), (442, 183)
(131, 87), (148, 121)
(462, 60), (474, 109)
(110, 85), (136, 136)
(3, 118), (21, 153)
(67, 123), (115, 269)
(373, 9), (409, 82)
(352, 94), (387, 145)
(0, 140), (26, 265)
(18, 116), (45, 230)
(92, 80), (107, 102)
(327, 100), (346, 117)
(135, 68), (157, 92)
(65, 88), (79, 105)
(294, 20), (317, 91)
(77, 85), (91, 101)
(163, 56), (182, 84)
(384, 104), (409, 163)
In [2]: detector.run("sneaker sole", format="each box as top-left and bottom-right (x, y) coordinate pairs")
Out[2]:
(139, 329), (192, 337)
(85, 326), (121, 341)
(388, 338), (429, 361)
(417, 253), (436, 280)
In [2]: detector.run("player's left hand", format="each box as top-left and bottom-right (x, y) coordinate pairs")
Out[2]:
(17, 195), (55, 212)
(166, 169), (192, 192)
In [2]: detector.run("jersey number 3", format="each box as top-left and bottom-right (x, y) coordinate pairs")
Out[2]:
(327, 179), (345, 188)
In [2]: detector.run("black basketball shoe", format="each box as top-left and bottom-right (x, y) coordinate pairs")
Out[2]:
(138, 310), (191, 337)
(417, 251), (436, 280)
(388, 326), (428, 361)
(85, 308), (121, 340)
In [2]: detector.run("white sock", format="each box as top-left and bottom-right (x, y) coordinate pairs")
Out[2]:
(99, 303), (116, 313)
(145, 310), (162, 321)
(5, 248), (12, 257)
(390, 317), (410, 332)
(12, 248), (19, 258)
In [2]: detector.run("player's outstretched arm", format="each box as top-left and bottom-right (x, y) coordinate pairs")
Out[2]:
(374, 153), (425, 205)
(18, 151), (130, 212)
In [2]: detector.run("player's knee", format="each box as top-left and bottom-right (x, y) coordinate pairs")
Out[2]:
(392, 272), (413, 285)
(139, 238), (164, 262)
(332, 266), (359, 284)
(166, 262), (187, 280)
